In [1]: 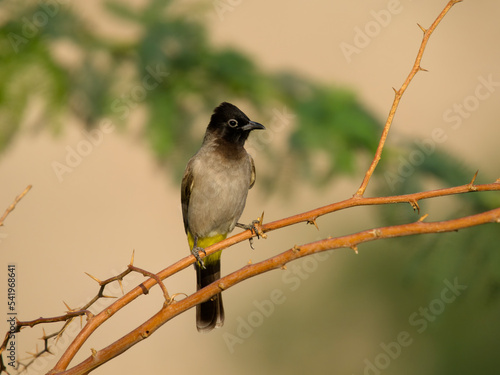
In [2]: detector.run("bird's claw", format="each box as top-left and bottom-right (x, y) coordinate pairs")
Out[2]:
(236, 218), (265, 250)
(191, 246), (207, 269)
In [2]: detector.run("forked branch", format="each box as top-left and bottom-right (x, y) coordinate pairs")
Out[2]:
(51, 204), (500, 375)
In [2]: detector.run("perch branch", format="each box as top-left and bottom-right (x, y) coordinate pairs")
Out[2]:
(54, 206), (500, 375)
(49, 178), (500, 374)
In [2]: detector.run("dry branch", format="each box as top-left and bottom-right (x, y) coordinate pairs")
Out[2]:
(355, 0), (463, 196)
(52, 205), (500, 375)
(0, 185), (32, 227)
(17, 311), (93, 330)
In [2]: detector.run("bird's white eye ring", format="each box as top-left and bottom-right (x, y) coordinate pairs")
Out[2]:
(228, 119), (238, 127)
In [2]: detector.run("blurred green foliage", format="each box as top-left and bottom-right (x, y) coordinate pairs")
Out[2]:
(0, 0), (380, 184)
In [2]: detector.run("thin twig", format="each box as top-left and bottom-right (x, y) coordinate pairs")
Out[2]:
(128, 264), (171, 303)
(0, 185), (32, 227)
(355, 0), (462, 197)
(16, 311), (93, 330)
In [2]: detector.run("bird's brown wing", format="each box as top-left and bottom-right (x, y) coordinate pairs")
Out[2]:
(181, 159), (195, 234)
(249, 154), (256, 189)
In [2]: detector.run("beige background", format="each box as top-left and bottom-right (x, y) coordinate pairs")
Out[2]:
(1, 0), (499, 374)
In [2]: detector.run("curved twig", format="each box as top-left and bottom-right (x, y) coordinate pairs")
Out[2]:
(355, 0), (463, 196)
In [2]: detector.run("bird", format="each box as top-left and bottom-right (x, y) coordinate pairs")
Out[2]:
(181, 102), (265, 332)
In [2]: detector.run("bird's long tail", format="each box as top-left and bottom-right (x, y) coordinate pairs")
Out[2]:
(195, 252), (224, 332)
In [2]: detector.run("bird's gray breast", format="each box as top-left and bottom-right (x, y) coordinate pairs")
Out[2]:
(187, 147), (252, 238)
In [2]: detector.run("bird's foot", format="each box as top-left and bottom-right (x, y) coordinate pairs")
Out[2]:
(191, 246), (207, 269)
(236, 212), (266, 250)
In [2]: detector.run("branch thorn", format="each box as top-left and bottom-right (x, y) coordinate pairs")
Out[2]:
(468, 170), (479, 191)
(40, 328), (48, 340)
(118, 279), (124, 295)
(307, 217), (319, 230)
(130, 249), (135, 266)
(417, 23), (427, 33)
(84, 272), (102, 285)
(62, 301), (77, 313)
(257, 211), (267, 239)
(418, 213), (429, 222)
(351, 245), (359, 254)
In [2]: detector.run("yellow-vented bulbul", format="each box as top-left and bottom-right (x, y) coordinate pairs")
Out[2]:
(181, 102), (265, 332)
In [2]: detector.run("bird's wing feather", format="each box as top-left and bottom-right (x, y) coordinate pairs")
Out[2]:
(249, 154), (256, 189)
(181, 159), (195, 234)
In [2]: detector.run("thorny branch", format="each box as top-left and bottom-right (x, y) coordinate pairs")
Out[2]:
(0, 185), (32, 227)
(355, 0), (463, 196)
(50, 205), (500, 375)
(2, 1), (497, 374)
(38, 179), (500, 374)
(0, 247), (166, 373)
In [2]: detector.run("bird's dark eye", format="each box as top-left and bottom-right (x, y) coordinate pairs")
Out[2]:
(228, 119), (238, 128)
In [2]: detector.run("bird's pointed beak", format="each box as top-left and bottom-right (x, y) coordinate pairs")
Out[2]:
(241, 121), (265, 131)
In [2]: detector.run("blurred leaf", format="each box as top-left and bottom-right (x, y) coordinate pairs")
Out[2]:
(0, 0), (382, 188)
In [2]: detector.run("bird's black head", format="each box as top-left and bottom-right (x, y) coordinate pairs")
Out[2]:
(205, 102), (265, 146)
